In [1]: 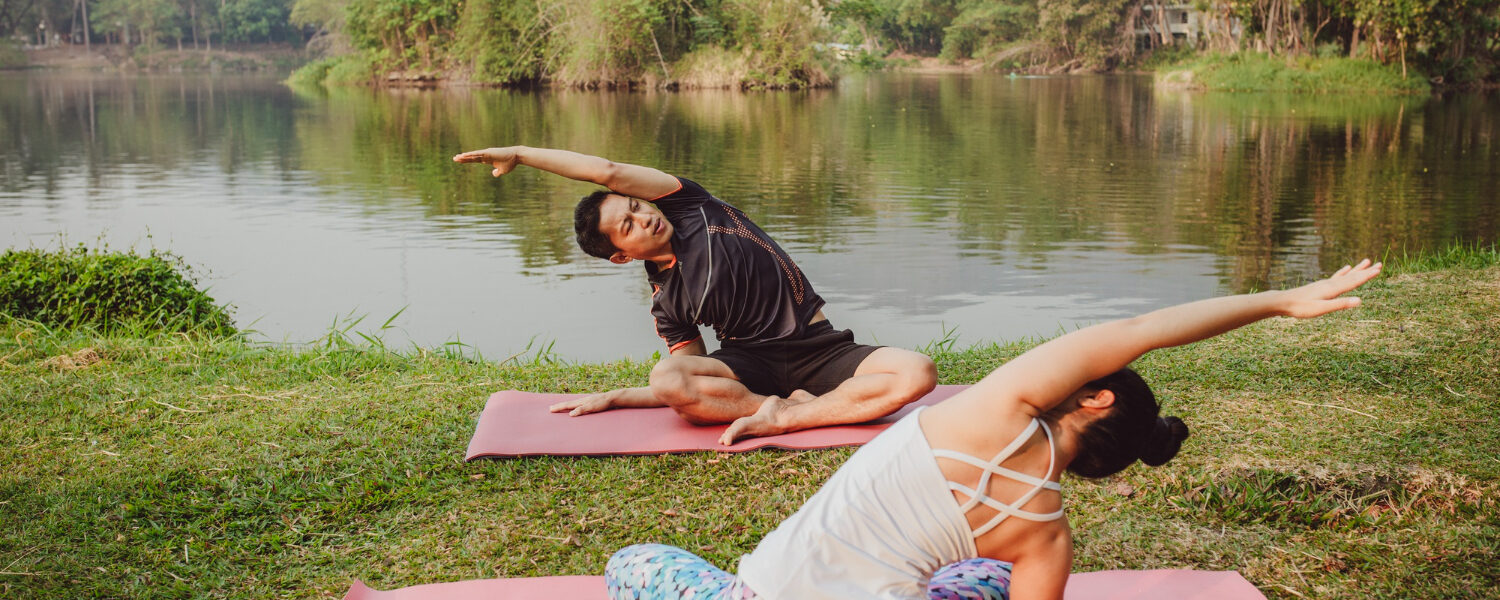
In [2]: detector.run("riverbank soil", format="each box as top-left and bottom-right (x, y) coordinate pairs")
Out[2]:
(22, 44), (118, 69)
(888, 52), (983, 73)
(22, 43), (305, 71)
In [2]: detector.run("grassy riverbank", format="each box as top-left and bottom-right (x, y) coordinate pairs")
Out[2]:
(1156, 52), (1430, 94)
(2, 251), (1497, 598)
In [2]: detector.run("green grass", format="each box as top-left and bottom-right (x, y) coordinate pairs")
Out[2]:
(2, 252), (1497, 598)
(1384, 241), (1500, 275)
(1158, 52), (1430, 94)
(0, 245), (236, 336)
(0, 40), (26, 70)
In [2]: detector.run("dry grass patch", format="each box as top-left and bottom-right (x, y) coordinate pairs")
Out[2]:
(41, 347), (104, 370)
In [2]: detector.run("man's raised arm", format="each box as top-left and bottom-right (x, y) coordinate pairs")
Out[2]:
(453, 146), (681, 200)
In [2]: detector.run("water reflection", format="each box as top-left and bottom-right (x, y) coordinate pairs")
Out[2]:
(2, 72), (1495, 361)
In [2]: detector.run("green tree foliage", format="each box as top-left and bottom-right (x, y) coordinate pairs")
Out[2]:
(853, 0), (961, 54)
(714, 0), (832, 86)
(289, 0), (340, 33)
(92, 0), (183, 46)
(346, 0), (461, 69)
(220, 0), (293, 42)
(828, 0), (1500, 84)
(940, 0), (1035, 60)
(317, 0), (831, 87)
(450, 0), (545, 82)
(1033, 0), (1134, 69)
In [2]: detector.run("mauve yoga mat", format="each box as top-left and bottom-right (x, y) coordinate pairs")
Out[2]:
(344, 570), (1266, 599)
(465, 385), (969, 460)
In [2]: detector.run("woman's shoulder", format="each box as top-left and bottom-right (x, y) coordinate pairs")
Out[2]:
(921, 393), (1038, 453)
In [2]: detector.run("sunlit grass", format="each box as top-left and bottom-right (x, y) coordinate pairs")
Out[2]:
(1, 253), (1496, 598)
(1158, 52), (1430, 94)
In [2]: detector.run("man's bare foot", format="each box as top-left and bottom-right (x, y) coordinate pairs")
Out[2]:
(719, 395), (791, 445)
(785, 389), (817, 405)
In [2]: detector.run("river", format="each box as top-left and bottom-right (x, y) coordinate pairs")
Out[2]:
(2, 72), (1495, 361)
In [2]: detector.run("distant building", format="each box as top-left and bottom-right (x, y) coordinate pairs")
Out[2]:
(1136, 3), (1243, 49)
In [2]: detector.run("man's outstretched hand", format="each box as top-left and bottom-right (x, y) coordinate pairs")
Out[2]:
(453, 147), (520, 177)
(548, 386), (662, 417)
(548, 390), (617, 417)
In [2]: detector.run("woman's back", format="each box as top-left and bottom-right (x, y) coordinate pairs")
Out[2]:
(919, 399), (1072, 563)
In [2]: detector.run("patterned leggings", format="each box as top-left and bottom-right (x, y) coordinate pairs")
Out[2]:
(605, 543), (1013, 600)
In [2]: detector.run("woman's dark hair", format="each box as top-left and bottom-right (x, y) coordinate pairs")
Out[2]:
(1046, 367), (1190, 479)
(574, 190), (620, 260)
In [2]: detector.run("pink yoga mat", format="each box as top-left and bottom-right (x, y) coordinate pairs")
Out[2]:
(465, 385), (969, 460)
(345, 570), (1265, 599)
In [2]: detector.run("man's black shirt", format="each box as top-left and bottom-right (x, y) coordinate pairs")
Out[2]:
(645, 178), (826, 351)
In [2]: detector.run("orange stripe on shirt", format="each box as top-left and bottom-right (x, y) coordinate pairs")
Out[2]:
(668, 337), (701, 353)
(647, 178), (684, 202)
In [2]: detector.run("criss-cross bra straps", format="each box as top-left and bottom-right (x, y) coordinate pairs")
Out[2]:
(931, 418), (1064, 538)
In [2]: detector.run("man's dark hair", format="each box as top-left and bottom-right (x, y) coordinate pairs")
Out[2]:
(1046, 367), (1190, 479)
(574, 190), (620, 260)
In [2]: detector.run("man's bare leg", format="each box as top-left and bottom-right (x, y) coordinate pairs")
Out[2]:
(648, 354), (767, 425)
(718, 347), (937, 445)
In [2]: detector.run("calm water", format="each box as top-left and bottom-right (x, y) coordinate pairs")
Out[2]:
(2, 72), (1496, 361)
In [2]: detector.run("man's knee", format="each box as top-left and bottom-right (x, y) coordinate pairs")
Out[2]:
(648, 358), (693, 404)
(648, 358), (723, 425)
(884, 349), (938, 399)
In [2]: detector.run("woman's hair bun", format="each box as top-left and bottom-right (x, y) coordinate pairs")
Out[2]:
(1140, 416), (1190, 467)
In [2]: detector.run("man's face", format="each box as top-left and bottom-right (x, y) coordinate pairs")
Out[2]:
(597, 193), (674, 263)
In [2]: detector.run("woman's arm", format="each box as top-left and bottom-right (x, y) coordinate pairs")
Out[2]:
(969, 260), (1382, 416)
(452, 146), (681, 200)
(1006, 527), (1072, 600)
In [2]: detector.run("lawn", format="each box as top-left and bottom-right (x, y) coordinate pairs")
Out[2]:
(2, 254), (1496, 598)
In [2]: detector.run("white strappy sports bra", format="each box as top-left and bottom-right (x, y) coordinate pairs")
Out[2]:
(737, 407), (1064, 599)
(932, 417), (1065, 538)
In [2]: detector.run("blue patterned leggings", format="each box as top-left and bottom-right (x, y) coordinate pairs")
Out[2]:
(605, 543), (1012, 600)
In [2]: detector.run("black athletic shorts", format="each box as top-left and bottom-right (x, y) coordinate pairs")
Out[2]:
(708, 320), (882, 398)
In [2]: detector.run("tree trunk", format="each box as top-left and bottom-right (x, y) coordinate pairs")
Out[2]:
(80, 0), (89, 52)
(1400, 37), (1407, 78)
(1155, 0), (1171, 47)
(1265, 0), (1278, 54)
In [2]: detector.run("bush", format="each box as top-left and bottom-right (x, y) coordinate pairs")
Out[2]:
(286, 56), (337, 86)
(673, 45), (750, 88)
(0, 245), (236, 335)
(324, 54), (377, 85)
(286, 55), (373, 86)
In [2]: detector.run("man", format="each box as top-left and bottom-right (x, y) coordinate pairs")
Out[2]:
(454, 146), (936, 444)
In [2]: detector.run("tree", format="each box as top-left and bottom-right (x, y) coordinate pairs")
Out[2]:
(220, 0), (291, 42)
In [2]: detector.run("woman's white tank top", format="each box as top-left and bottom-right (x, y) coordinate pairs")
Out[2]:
(736, 407), (978, 599)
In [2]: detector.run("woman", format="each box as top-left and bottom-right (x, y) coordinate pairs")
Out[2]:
(606, 260), (1383, 600)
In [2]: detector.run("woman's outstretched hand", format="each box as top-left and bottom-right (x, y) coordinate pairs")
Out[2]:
(453, 147), (520, 177)
(1280, 259), (1382, 319)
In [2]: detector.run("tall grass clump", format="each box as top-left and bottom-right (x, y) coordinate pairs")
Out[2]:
(1385, 242), (1500, 274)
(0, 245), (236, 335)
(1159, 52), (1429, 94)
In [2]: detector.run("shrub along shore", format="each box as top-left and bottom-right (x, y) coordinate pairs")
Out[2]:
(1, 245), (1497, 598)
